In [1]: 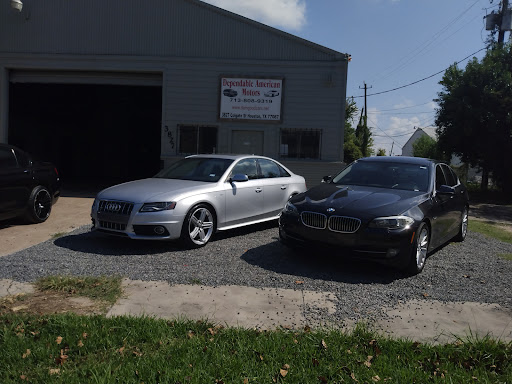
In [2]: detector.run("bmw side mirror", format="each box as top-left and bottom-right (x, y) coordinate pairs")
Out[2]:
(230, 174), (249, 182)
(437, 185), (455, 195)
(321, 175), (332, 183)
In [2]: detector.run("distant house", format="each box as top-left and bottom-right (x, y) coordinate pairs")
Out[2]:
(401, 127), (481, 183)
(401, 127), (437, 157)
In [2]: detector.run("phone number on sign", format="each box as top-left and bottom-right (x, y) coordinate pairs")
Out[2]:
(229, 98), (274, 104)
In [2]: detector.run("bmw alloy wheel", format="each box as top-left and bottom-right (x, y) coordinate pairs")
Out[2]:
(415, 225), (429, 272)
(455, 207), (468, 242)
(407, 222), (430, 275)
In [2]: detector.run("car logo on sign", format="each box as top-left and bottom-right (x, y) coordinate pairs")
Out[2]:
(106, 203), (122, 212)
(327, 208), (335, 212)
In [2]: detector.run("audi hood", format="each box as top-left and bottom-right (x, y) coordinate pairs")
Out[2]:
(96, 178), (219, 203)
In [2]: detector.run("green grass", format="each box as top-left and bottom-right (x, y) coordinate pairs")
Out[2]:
(0, 315), (510, 383)
(469, 221), (512, 245)
(35, 276), (123, 305)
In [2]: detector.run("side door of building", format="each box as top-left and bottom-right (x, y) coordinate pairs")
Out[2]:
(223, 158), (264, 227)
(257, 158), (291, 218)
(0, 147), (31, 220)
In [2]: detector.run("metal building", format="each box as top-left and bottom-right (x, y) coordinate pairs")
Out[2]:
(0, 0), (349, 186)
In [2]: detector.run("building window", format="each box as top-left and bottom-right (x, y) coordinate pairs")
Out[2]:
(279, 129), (322, 159)
(178, 125), (218, 155)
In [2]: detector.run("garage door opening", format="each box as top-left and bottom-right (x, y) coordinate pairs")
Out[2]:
(8, 83), (162, 189)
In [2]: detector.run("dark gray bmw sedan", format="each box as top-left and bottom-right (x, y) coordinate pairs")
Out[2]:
(279, 156), (469, 274)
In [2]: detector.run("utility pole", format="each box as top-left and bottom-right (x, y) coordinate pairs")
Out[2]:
(499, 0), (510, 43)
(357, 82), (372, 157)
(359, 82), (372, 126)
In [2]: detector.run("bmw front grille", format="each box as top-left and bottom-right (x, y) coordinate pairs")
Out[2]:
(328, 216), (361, 233)
(301, 212), (327, 229)
(301, 211), (360, 233)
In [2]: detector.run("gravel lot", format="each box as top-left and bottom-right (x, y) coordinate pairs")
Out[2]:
(1, 223), (511, 323)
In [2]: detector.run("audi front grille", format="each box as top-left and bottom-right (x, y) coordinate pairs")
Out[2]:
(328, 216), (361, 233)
(98, 200), (134, 216)
(99, 221), (127, 231)
(301, 212), (327, 229)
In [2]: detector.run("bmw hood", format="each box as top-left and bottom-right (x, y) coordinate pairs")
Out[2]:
(97, 178), (217, 203)
(291, 183), (428, 219)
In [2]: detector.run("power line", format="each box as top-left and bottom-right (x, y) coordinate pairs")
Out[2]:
(350, 47), (486, 98)
(369, 0), (483, 83)
(368, 110), (436, 115)
(375, 101), (434, 112)
(367, 117), (405, 149)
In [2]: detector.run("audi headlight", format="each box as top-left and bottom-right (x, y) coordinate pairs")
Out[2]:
(283, 201), (299, 215)
(140, 202), (176, 212)
(368, 216), (414, 230)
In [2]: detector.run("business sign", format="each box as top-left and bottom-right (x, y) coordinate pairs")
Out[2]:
(219, 77), (283, 122)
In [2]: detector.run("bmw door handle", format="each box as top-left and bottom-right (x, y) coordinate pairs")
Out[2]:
(255, 188), (262, 193)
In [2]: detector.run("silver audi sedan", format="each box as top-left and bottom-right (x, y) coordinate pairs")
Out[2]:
(91, 154), (306, 247)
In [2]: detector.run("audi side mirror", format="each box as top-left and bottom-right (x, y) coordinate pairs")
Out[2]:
(230, 174), (249, 182)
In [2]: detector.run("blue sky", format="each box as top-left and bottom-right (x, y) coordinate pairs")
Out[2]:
(202, 0), (499, 155)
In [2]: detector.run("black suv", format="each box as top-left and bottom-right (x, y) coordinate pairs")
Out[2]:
(0, 144), (60, 223)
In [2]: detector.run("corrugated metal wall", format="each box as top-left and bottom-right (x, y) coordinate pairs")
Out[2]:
(161, 58), (347, 161)
(0, 0), (349, 161)
(0, 0), (343, 61)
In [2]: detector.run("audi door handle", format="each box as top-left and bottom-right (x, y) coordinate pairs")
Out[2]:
(280, 185), (287, 190)
(255, 188), (262, 193)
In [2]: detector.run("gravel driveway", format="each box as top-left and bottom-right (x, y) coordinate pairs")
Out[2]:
(1, 222), (511, 324)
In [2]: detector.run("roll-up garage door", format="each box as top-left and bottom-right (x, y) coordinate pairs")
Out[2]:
(10, 70), (162, 86)
(8, 71), (163, 189)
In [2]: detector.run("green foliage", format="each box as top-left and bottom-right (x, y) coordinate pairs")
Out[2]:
(412, 134), (439, 159)
(344, 98), (374, 162)
(0, 315), (510, 383)
(435, 43), (512, 193)
(376, 148), (386, 156)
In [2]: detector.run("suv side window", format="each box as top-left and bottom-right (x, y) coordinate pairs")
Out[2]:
(0, 147), (18, 169)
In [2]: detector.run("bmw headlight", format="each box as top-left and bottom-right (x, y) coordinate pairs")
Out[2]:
(368, 216), (414, 230)
(283, 201), (299, 215)
(140, 202), (176, 212)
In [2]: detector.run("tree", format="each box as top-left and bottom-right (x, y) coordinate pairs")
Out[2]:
(355, 109), (374, 158)
(376, 148), (386, 156)
(412, 135), (438, 159)
(343, 98), (363, 163)
(435, 43), (512, 192)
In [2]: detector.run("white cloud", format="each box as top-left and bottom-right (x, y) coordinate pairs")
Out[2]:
(200, 0), (307, 30)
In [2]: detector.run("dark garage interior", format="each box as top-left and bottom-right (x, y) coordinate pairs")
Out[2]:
(8, 83), (162, 191)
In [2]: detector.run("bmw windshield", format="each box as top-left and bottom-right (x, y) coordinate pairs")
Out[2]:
(154, 158), (234, 182)
(332, 160), (430, 192)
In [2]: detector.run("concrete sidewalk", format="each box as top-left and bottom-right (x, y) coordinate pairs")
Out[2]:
(2, 277), (511, 344)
